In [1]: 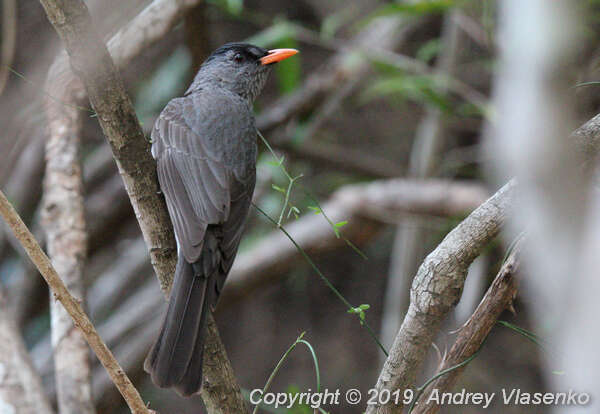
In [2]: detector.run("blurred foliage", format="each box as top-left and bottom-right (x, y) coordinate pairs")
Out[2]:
(134, 46), (192, 127)
(370, 0), (456, 18)
(362, 73), (452, 113)
(274, 36), (301, 95)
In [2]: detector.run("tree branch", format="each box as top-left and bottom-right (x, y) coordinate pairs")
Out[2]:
(366, 103), (600, 414)
(412, 239), (522, 413)
(41, 61), (95, 414)
(0, 189), (152, 414)
(37, 0), (247, 412)
(366, 179), (516, 414)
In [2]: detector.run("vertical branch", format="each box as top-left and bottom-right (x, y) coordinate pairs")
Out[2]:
(41, 64), (95, 414)
(0, 287), (54, 414)
(37, 0), (247, 412)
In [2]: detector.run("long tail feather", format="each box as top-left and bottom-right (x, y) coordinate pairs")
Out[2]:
(144, 251), (212, 396)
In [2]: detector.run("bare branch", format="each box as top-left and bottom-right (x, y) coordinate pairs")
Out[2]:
(0, 0), (16, 95)
(366, 99), (600, 413)
(225, 179), (489, 305)
(41, 61), (95, 414)
(37, 0), (247, 411)
(412, 239), (522, 413)
(366, 180), (516, 414)
(0, 189), (152, 414)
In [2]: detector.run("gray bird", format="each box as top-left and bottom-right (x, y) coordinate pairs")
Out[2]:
(144, 43), (298, 396)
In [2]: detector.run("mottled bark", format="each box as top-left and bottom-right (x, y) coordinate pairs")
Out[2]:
(41, 62), (95, 414)
(37, 0), (247, 412)
(413, 240), (522, 413)
(39, 0), (177, 292)
(366, 180), (516, 414)
(367, 102), (600, 414)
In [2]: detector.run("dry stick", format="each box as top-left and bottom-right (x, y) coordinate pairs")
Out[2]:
(37, 0), (247, 412)
(0, 190), (152, 414)
(412, 239), (522, 414)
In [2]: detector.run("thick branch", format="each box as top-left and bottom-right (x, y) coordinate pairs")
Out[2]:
(37, 0), (246, 412)
(39, 0), (177, 291)
(367, 105), (600, 414)
(366, 180), (516, 414)
(41, 64), (95, 414)
(413, 240), (522, 413)
(0, 190), (151, 414)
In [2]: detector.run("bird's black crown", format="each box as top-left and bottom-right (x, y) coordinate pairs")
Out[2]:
(205, 43), (269, 65)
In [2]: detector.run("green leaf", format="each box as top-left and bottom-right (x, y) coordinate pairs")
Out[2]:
(372, 0), (455, 17)
(417, 38), (441, 63)
(226, 0), (243, 15)
(271, 184), (286, 193)
(334, 220), (348, 228)
(308, 206), (322, 214)
(246, 21), (297, 48)
(363, 74), (452, 112)
(274, 37), (301, 94)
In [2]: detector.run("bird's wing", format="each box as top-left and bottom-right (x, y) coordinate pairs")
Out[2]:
(151, 98), (235, 263)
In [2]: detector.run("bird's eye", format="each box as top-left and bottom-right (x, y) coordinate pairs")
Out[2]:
(233, 53), (244, 63)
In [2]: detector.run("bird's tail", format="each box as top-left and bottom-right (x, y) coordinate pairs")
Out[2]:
(144, 250), (212, 396)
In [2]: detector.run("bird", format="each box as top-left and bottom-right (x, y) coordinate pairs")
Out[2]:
(144, 43), (298, 396)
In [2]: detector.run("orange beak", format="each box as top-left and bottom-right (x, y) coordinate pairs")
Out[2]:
(260, 48), (299, 65)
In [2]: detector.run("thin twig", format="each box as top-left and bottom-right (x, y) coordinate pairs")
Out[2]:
(0, 189), (153, 414)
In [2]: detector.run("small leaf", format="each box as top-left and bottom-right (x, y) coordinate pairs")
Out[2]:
(308, 206), (322, 214)
(272, 184), (286, 193)
(359, 304), (370, 311)
(334, 221), (348, 228)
